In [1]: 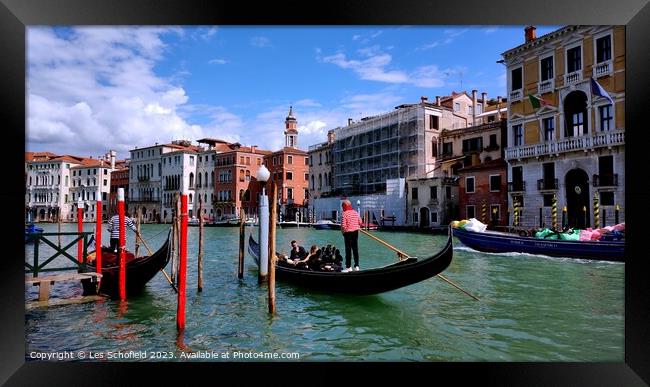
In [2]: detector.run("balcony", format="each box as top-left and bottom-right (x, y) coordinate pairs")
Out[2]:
(428, 198), (439, 205)
(538, 79), (554, 94)
(505, 129), (625, 161)
(537, 178), (558, 191)
(593, 173), (618, 187)
(137, 176), (150, 182)
(130, 196), (161, 203)
(509, 89), (522, 102)
(594, 61), (613, 78)
(507, 181), (526, 192)
(484, 144), (500, 152)
(564, 70), (582, 86)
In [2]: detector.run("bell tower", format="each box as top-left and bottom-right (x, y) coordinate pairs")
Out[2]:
(284, 106), (298, 148)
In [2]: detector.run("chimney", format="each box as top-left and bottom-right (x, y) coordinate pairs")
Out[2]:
(496, 96), (501, 120)
(110, 150), (116, 169)
(347, 118), (353, 126)
(525, 26), (537, 42)
(472, 90), (478, 126)
(435, 96), (441, 106)
(420, 96), (428, 104)
(251, 145), (256, 154)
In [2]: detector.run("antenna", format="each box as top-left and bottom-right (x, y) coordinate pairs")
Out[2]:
(459, 69), (464, 90)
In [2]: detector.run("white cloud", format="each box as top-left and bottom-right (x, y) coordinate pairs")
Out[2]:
(250, 36), (271, 48)
(416, 41), (439, 51)
(27, 27), (206, 158)
(485, 27), (499, 34)
(295, 99), (322, 107)
(352, 35), (361, 41)
(322, 52), (408, 84)
(209, 58), (227, 65)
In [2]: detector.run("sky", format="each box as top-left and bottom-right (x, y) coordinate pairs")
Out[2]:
(27, 25), (562, 160)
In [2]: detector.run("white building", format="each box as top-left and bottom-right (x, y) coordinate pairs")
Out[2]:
(161, 148), (199, 222)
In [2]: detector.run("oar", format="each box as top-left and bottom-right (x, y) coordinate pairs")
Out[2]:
(359, 229), (480, 301)
(137, 232), (178, 293)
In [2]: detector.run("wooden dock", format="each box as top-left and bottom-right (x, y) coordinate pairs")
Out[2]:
(26, 272), (102, 302)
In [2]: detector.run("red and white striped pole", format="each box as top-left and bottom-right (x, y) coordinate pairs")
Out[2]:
(95, 189), (102, 283)
(177, 191), (188, 331)
(77, 198), (84, 263)
(118, 188), (127, 300)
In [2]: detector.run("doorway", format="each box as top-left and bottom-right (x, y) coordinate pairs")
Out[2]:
(419, 207), (430, 228)
(565, 168), (590, 228)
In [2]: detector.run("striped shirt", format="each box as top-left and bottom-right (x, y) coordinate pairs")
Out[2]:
(108, 215), (137, 239)
(341, 209), (363, 233)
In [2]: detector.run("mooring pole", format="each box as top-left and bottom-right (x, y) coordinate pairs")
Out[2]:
(173, 193), (180, 284)
(258, 182), (270, 284)
(77, 198), (84, 263)
(95, 189), (102, 285)
(177, 191), (188, 331)
(198, 198), (204, 292)
(268, 182), (277, 315)
(57, 212), (62, 248)
(615, 204), (620, 225)
(238, 207), (245, 279)
(135, 208), (141, 258)
(117, 188), (126, 301)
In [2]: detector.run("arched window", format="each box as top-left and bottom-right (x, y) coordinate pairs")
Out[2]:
(318, 174), (322, 190)
(189, 173), (194, 187)
(239, 189), (244, 200)
(246, 170), (251, 181)
(205, 172), (208, 186)
(198, 173), (202, 187)
(210, 171), (214, 185)
(564, 91), (588, 137)
(189, 193), (193, 203)
(239, 169), (245, 182)
(311, 175), (314, 189)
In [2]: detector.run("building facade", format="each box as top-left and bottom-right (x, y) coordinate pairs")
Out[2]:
(307, 129), (335, 201)
(502, 25), (625, 228)
(457, 158), (508, 227)
(160, 148), (199, 222)
(109, 162), (129, 217)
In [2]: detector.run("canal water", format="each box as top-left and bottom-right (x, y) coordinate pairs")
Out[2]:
(25, 223), (624, 361)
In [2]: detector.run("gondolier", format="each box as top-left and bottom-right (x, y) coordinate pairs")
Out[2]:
(108, 211), (140, 252)
(341, 199), (364, 272)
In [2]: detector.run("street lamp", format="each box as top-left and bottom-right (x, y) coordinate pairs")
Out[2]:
(256, 164), (270, 193)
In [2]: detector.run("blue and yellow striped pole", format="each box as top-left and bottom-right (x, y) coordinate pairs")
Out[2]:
(593, 192), (600, 229)
(551, 193), (557, 231)
(513, 199), (519, 227)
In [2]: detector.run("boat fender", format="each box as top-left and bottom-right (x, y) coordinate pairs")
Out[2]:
(518, 230), (529, 237)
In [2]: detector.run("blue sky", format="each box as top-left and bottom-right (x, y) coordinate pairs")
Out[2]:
(27, 25), (561, 159)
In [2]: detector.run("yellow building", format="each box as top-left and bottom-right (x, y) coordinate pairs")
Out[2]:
(501, 26), (625, 229)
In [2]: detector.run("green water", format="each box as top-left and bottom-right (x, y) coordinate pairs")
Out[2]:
(25, 223), (624, 361)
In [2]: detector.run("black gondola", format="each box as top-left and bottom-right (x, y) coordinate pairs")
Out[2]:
(83, 230), (171, 298)
(247, 227), (453, 295)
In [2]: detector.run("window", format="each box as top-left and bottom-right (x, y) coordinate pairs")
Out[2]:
(468, 105), (473, 115)
(567, 46), (581, 73)
(413, 211), (419, 223)
(543, 194), (554, 207)
(596, 35), (612, 63)
(489, 175), (502, 192)
(189, 156), (194, 166)
(600, 191), (615, 206)
(245, 170), (251, 181)
(476, 105), (482, 114)
(287, 188), (293, 200)
(442, 142), (453, 156)
(257, 159), (261, 166)
(564, 91), (588, 137)
(489, 134), (498, 148)
(462, 137), (483, 152)
(599, 105), (613, 131)
(411, 187), (418, 200)
(304, 173), (309, 181)
(309, 156), (313, 166)
(543, 117), (555, 141)
(571, 112), (585, 136)
(430, 186), (437, 200)
(465, 177), (475, 193)
(432, 140), (438, 157)
(65, 176), (68, 186)
(286, 172), (293, 180)
(431, 212), (438, 223)
(103, 179), (107, 186)
(288, 155), (293, 165)
(239, 169), (245, 182)
(511, 67), (522, 90)
(540, 56), (554, 81)
(513, 194), (524, 208)
(466, 205), (476, 219)
(489, 205), (500, 220)
(429, 115), (439, 130)
(446, 186), (451, 199)
(513, 124), (523, 146)
(454, 102), (461, 112)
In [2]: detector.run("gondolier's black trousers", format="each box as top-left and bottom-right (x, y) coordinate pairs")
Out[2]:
(343, 231), (360, 268)
(109, 238), (119, 253)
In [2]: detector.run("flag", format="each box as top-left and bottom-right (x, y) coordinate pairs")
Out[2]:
(590, 77), (614, 104)
(528, 93), (551, 109)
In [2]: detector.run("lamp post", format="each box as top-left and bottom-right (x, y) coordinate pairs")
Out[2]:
(257, 165), (270, 282)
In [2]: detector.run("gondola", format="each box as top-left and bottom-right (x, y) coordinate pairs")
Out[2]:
(25, 223), (44, 244)
(247, 227), (453, 295)
(452, 227), (624, 262)
(82, 229), (171, 297)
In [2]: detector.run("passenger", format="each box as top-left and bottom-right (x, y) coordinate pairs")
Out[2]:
(289, 240), (308, 261)
(294, 245), (321, 270)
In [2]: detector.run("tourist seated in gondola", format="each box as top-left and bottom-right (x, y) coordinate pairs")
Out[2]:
(318, 245), (343, 272)
(289, 240), (308, 261)
(292, 245), (321, 270)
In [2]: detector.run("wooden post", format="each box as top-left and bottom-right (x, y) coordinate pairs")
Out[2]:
(593, 192), (600, 229)
(268, 182), (277, 315)
(77, 198), (83, 263)
(198, 198), (204, 292)
(539, 207), (543, 229)
(583, 205), (587, 228)
(177, 192), (188, 331)
(602, 209), (607, 227)
(173, 193), (180, 284)
(117, 188), (126, 301)
(551, 194), (558, 231)
(615, 204), (620, 225)
(135, 207), (141, 258)
(95, 192), (102, 286)
(57, 212), (62, 248)
(238, 207), (245, 279)
(562, 206), (567, 229)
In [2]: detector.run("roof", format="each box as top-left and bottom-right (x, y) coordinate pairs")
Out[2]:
(25, 151), (58, 162)
(50, 155), (87, 163)
(265, 147), (308, 156)
(501, 25), (575, 59)
(70, 159), (112, 168)
(458, 158), (507, 173)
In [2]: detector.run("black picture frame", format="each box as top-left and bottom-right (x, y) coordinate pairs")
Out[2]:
(3, 0), (649, 385)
